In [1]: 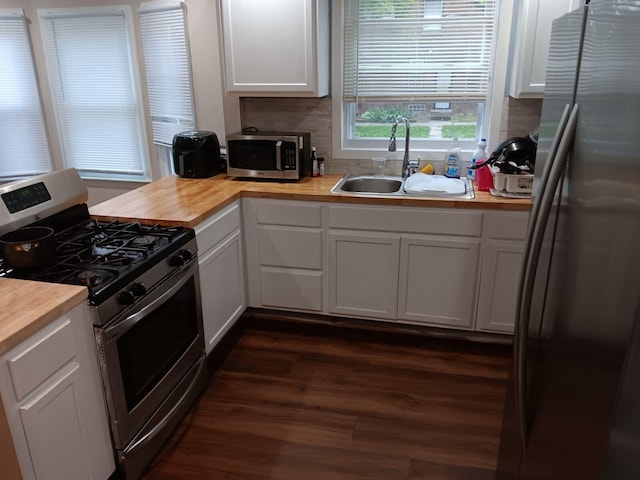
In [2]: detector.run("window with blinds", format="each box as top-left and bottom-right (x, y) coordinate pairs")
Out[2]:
(38, 7), (150, 181)
(139, 0), (195, 146)
(340, 0), (498, 150)
(0, 9), (52, 181)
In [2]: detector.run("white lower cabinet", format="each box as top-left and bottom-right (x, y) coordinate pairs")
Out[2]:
(327, 204), (483, 330)
(0, 304), (115, 480)
(476, 212), (529, 333)
(196, 201), (246, 354)
(398, 236), (480, 328)
(242, 198), (528, 334)
(328, 232), (400, 319)
(19, 364), (91, 479)
(243, 198), (324, 312)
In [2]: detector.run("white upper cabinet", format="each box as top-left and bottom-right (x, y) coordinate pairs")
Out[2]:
(220, 0), (330, 97)
(508, 0), (582, 97)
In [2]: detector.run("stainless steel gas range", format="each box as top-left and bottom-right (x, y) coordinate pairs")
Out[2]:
(0, 169), (207, 480)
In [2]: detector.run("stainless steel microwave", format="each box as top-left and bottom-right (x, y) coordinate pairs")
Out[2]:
(226, 131), (311, 180)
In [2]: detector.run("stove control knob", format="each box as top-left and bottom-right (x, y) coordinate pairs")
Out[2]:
(170, 249), (193, 267)
(131, 282), (147, 296)
(117, 290), (135, 305)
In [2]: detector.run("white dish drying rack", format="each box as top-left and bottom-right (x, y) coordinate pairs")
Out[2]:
(490, 170), (533, 197)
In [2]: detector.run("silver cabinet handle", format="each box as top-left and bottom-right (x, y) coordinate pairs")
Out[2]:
(514, 103), (579, 449)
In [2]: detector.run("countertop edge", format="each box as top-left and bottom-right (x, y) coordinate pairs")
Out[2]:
(0, 280), (88, 357)
(89, 174), (531, 227)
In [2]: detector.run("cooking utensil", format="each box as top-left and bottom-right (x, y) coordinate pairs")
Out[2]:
(0, 226), (56, 270)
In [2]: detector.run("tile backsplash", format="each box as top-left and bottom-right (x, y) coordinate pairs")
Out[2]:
(499, 97), (543, 142)
(239, 96), (332, 157)
(238, 96), (543, 175)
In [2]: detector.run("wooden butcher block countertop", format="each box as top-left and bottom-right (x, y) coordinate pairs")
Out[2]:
(90, 174), (530, 227)
(0, 279), (88, 356)
(0, 174), (528, 354)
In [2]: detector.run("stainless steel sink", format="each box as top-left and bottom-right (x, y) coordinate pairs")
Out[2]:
(333, 175), (403, 194)
(331, 174), (475, 199)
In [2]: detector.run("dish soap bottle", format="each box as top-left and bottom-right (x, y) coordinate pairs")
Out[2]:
(444, 136), (461, 178)
(469, 138), (487, 180)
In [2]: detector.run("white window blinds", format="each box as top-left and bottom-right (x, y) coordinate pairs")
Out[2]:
(343, 0), (497, 102)
(39, 7), (149, 181)
(0, 9), (52, 180)
(139, 1), (195, 146)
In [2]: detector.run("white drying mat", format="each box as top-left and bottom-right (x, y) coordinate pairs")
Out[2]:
(404, 173), (467, 196)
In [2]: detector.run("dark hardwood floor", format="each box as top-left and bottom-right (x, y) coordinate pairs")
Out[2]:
(142, 316), (511, 480)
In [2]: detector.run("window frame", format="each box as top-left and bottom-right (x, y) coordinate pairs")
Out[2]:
(0, 8), (52, 182)
(331, 0), (514, 162)
(37, 5), (152, 182)
(139, 0), (196, 147)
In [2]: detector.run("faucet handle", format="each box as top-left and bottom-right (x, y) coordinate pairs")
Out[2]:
(408, 159), (419, 176)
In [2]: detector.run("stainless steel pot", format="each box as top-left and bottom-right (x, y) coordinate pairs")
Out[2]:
(0, 226), (56, 270)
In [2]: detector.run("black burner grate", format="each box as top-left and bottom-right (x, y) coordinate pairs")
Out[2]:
(0, 218), (190, 297)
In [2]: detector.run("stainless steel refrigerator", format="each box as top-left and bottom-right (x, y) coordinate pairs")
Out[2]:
(496, 0), (640, 478)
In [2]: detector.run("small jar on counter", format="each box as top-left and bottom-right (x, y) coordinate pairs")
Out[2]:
(318, 157), (325, 176)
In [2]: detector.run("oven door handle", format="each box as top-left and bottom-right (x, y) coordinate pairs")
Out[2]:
(127, 357), (205, 453)
(104, 262), (196, 340)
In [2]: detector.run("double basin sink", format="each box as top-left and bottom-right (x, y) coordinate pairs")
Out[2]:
(331, 174), (475, 200)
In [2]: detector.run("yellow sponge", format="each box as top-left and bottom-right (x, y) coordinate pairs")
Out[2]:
(419, 163), (434, 174)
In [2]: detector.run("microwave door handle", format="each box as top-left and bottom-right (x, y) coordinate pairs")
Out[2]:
(275, 140), (283, 171)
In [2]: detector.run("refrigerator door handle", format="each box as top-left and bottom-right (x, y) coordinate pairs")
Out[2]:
(514, 103), (579, 449)
(527, 104), (572, 233)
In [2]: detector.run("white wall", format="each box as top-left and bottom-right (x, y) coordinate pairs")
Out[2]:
(1, 0), (229, 206)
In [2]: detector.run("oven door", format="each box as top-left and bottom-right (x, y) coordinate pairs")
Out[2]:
(96, 259), (205, 450)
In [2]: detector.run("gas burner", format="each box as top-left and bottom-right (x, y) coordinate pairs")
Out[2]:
(77, 270), (97, 285)
(75, 268), (117, 287)
(132, 235), (158, 249)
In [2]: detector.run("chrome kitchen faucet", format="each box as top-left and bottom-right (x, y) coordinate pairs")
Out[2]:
(388, 115), (419, 179)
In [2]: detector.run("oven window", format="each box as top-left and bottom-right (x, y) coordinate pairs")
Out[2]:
(228, 140), (277, 170)
(117, 277), (199, 411)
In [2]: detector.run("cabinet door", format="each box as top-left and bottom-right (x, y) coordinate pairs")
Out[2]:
(328, 232), (400, 319)
(0, 307), (114, 480)
(509, 0), (582, 97)
(476, 240), (525, 333)
(221, 0), (329, 96)
(18, 363), (99, 480)
(199, 230), (246, 354)
(398, 236), (481, 329)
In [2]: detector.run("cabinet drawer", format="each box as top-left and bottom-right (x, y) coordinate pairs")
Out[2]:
(7, 318), (76, 401)
(260, 268), (323, 311)
(486, 212), (529, 240)
(258, 226), (322, 269)
(256, 201), (322, 227)
(195, 201), (241, 254)
(329, 205), (483, 236)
